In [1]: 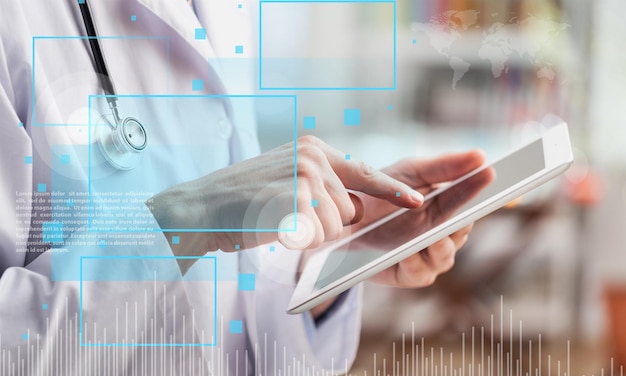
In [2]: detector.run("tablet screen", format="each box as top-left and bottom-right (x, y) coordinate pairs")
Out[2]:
(314, 138), (545, 290)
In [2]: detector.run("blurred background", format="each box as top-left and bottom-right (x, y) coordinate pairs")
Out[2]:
(254, 0), (626, 373)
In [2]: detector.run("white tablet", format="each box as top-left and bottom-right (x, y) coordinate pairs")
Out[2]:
(288, 121), (573, 314)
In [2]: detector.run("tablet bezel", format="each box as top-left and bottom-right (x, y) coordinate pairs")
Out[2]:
(287, 122), (573, 314)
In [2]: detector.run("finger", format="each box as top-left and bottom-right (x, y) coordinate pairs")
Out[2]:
(292, 188), (327, 249)
(319, 172), (357, 226)
(309, 192), (344, 242)
(411, 149), (487, 187)
(448, 223), (474, 250)
(422, 237), (456, 274)
(329, 156), (424, 208)
(296, 141), (358, 225)
(348, 192), (364, 225)
(296, 136), (423, 208)
(305, 208), (326, 249)
(395, 251), (437, 287)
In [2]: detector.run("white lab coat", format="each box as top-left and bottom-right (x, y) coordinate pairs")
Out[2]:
(0, 0), (362, 374)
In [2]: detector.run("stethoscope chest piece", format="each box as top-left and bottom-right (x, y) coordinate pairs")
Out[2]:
(79, 0), (148, 171)
(96, 115), (147, 170)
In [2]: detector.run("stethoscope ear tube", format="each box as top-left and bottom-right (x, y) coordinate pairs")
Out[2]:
(79, 0), (148, 170)
(78, 0), (117, 104)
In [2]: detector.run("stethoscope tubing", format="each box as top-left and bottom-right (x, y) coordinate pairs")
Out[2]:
(78, 0), (119, 118)
(79, 0), (147, 170)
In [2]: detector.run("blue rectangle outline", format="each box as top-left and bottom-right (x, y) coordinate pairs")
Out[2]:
(79, 255), (218, 347)
(258, 0), (396, 91)
(87, 94), (299, 233)
(31, 36), (171, 127)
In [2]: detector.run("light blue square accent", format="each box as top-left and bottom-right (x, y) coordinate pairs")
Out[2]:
(388, 104), (393, 110)
(229, 320), (243, 334)
(269, 245), (275, 252)
(42, 221), (63, 243)
(195, 28), (206, 40)
(238, 273), (255, 291)
(412, 39), (416, 44)
(78, 0), (85, 4)
(303, 116), (316, 129)
(345, 154), (351, 160)
(66, 199), (73, 207)
(235, 45), (244, 54)
(22, 334), (28, 341)
(130, 15), (137, 22)
(37, 183), (47, 193)
(238, 3), (242, 8)
(98, 240), (107, 248)
(19, 122), (24, 127)
(42, 304), (48, 310)
(172, 236), (180, 245)
(192, 79), (204, 91)
(344, 109), (361, 126)
(311, 199), (319, 208)
(61, 154), (70, 164)
(234, 244), (240, 250)
(24, 156), (33, 164)
(395, 191), (401, 197)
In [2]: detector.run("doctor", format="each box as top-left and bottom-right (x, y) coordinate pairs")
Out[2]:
(0, 0), (484, 374)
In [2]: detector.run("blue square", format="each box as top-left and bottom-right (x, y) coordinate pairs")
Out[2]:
(61, 154), (70, 164)
(18, 122), (24, 127)
(78, 0), (85, 4)
(388, 105), (393, 110)
(235, 244), (241, 250)
(37, 183), (47, 193)
(66, 199), (73, 207)
(42, 304), (48, 310)
(238, 273), (255, 291)
(303, 116), (316, 129)
(235, 45), (244, 54)
(269, 245), (275, 252)
(22, 333), (28, 341)
(130, 15), (137, 22)
(238, 3), (243, 8)
(345, 154), (351, 161)
(412, 39), (417, 44)
(192, 79), (204, 91)
(396, 191), (401, 197)
(195, 28), (206, 40)
(311, 199), (319, 208)
(172, 236), (180, 245)
(24, 156), (33, 164)
(229, 320), (243, 334)
(42, 221), (63, 243)
(344, 109), (361, 126)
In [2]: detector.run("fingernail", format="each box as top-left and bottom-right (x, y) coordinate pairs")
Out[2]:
(411, 190), (424, 203)
(397, 189), (423, 204)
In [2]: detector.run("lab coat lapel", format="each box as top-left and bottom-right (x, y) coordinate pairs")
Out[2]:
(135, 0), (219, 62)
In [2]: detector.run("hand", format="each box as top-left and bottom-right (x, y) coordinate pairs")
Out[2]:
(358, 150), (494, 287)
(148, 136), (424, 272)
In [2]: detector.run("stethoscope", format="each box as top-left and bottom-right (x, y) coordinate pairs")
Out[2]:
(79, 0), (147, 170)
